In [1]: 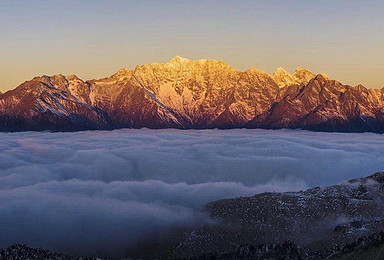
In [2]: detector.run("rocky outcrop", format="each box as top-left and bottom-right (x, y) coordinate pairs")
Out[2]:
(0, 244), (73, 260)
(1, 57), (383, 132)
(162, 172), (384, 259)
(272, 66), (315, 88)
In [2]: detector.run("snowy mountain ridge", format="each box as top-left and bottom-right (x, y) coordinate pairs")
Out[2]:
(1, 56), (384, 132)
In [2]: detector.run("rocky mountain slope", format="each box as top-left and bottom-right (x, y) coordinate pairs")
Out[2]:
(1, 56), (383, 132)
(158, 172), (384, 259)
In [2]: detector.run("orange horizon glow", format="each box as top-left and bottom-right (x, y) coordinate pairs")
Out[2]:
(1, 0), (383, 92)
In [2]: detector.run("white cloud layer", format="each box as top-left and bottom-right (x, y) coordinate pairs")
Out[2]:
(0, 129), (383, 257)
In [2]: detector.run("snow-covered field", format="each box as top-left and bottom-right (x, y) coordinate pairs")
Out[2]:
(0, 129), (383, 257)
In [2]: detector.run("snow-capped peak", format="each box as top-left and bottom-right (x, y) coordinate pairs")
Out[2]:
(170, 56), (190, 63)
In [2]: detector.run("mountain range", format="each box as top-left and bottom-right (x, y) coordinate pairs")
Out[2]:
(1, 56), (383, 132)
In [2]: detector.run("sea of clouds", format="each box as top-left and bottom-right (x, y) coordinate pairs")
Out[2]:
(0, 129), (383, 257)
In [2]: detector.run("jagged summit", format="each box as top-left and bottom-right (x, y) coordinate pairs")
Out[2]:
(274, 67), (290, 73)
(293, 67), (316, 83)
(170, 55), (190, 63)
(115, 68), (131, 74)
(271, 66), (316, 88)
(272, 67), (294, 87)
(294, 66), (308, 72)
(66, 74), (81, 80)
(135, 57), (316, 87)
(111, 68), (133, 79)
(246, 67), (269, 74)
(51, 74), (66, 79)
(168, 56), (230, 67)
(319, 73), (330, 79)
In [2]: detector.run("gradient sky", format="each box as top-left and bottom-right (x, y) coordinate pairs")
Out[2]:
(0, 0), (383, 92)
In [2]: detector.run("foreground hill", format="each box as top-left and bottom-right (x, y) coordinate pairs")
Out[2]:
(1, 56), (384, 132)
(159, 172), (384, 259)
(4, 172), (384, 259)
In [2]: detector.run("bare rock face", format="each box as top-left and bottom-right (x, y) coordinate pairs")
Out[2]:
(1, 57), (384, 132)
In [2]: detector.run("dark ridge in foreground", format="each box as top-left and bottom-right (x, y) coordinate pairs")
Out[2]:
(175, 229), (384, 259)
(1, 57), (384, 133)
(0, 244), (115, 260)
(4, 173), (384, 260)
(154, 172), (384, 259)
(0, 244), (73, 260)
(5, 225), (384, 260)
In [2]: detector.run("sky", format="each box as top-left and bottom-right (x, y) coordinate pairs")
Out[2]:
(0, 0), (383, 92)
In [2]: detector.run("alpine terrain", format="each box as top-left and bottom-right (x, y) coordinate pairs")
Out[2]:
(1, 56), (384, 132)
(152, 172), (384, 259)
